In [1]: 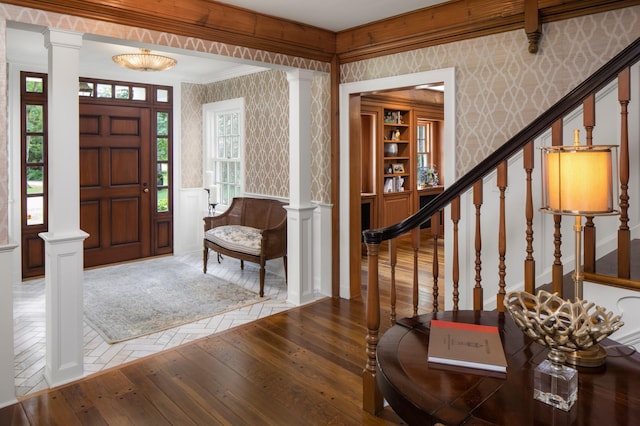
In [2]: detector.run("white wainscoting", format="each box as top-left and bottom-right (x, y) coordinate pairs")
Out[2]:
(313, 202), (333, 298)
(174, 188), (209, 256)
(584, 282), (640, 352)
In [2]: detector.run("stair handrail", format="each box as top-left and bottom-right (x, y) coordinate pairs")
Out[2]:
(363, 36), (640, 245)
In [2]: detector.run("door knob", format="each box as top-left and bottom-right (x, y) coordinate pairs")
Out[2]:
(143, 188), (149, 193)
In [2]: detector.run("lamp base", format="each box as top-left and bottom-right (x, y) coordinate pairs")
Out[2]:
(534, 359), (578, 411)
(565, 344), (607, 367)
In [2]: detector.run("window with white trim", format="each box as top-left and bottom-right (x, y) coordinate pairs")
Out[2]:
(203, 98), (244, 207)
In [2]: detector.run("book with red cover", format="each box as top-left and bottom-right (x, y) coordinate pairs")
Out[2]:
(427, 319), (508, 375)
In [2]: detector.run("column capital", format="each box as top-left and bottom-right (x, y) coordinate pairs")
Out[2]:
(284, 204), (316, 214)
(286, 68), (315, 83)
(39, 230), (89, 244)
(42, 28), (83, 49)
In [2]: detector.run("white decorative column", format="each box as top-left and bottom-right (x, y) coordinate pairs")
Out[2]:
(39, 28), (88, 388)
(0, 243), (18, 408)
(285, 69), (316, 305)
(0, 14), (17, 409)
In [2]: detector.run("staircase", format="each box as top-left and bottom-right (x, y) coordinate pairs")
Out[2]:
(362, 37), (640, 414)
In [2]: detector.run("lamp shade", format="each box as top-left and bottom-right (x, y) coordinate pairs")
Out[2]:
(541, 145), (618, 216)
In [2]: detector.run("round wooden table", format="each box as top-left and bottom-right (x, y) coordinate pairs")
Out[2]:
(376, 310), (640, 425)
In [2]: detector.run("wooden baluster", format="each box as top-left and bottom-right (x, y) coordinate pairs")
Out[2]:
(523, 141), (535, 294)
(412, 227), (420, 317)
(431, 212), (441, 312)
(618, 67), (631, 279)
(363, 241), (383, 414)
(551, 120), (564, 297)
(497, 161), (508, 312)
(473, 180), (483, 310)
(451, 196), (461, 311)
(583, 94), (596, 273)
(388, 238), (397, 324)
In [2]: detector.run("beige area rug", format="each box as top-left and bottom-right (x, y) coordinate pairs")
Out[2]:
(83, 257), (266, 344)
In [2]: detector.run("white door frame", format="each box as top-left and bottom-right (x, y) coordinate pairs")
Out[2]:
(338, 68), (457, 299)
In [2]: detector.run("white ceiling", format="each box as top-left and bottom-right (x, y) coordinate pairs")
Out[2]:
(7, 24), (269, 85)
(217, 0), (449, 32)
(6, 1), (449, 84)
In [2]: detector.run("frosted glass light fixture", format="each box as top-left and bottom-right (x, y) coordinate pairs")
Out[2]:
(112, 48), (177, 72)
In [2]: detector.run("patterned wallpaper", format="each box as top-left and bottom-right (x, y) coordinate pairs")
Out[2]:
(181, 70), (332, 203)
(1, 2), (639, 242)
(311, 73), (332, 204)
(180, 83), (206, 189)
(341, 6), (640, 175)
(0, 2), (333, 242)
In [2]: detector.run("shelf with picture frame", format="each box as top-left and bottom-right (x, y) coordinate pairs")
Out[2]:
(360, 95), (443, 230)
(380, 105), (413, 227)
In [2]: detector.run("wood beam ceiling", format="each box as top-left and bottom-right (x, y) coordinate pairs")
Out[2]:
(3, 0), (639, 64)
(336, 0), (640, 63)
(2, 0), (337, 62)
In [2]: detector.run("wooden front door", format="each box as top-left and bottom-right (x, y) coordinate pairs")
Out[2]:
(80, 104), (152, 267)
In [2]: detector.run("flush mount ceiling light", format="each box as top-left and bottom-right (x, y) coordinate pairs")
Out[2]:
(112, 48), (177, 72)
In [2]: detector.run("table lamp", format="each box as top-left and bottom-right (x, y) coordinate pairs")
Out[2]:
(540, 129), (619, 367)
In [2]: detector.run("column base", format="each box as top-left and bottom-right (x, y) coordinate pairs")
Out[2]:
(0, 243), (19, 408)
(284, 205), (316, 305)
(40, 231), (88, 388)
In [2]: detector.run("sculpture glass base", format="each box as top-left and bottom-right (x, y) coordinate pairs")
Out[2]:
(533, 358), (577, 411)
(505, 291), (624, 412)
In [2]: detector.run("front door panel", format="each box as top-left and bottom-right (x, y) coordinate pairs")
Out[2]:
(80, 104), (151, 267)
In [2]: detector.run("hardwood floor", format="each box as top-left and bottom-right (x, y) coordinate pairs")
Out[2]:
(2, 299), (406, 425)
(1, 236), (441, 425)
(13, 253), (293, 398)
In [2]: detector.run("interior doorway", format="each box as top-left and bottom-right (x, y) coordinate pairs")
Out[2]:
(338, 68), (456, 299)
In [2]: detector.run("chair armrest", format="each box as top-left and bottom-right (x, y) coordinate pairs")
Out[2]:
(260, 218), (287, 256)
(203, 214), (229, 231)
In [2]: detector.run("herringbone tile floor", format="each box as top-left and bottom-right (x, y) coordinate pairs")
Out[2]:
(13, 252), (293, 398)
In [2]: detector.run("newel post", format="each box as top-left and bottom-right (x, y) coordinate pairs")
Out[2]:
(363, 240), (383, 414)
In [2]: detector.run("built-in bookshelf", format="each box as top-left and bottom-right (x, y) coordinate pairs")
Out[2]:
(361, 97), (444, 230)
(383, 108), (411, 194)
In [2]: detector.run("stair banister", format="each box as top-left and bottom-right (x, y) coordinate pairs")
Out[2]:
(363, 36), (640, 416)
(363, 36), (640, 247)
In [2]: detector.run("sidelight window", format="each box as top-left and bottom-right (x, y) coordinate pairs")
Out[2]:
(156, 110), (170, 212)
(22, 73), (47, 227)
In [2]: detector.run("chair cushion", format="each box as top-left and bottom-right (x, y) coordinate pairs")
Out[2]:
(205, 225), (262, 256)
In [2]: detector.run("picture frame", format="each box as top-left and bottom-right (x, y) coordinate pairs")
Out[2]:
(392, 163), (405, 173)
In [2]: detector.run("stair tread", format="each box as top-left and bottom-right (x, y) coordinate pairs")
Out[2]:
(591, 238), (640, 282)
